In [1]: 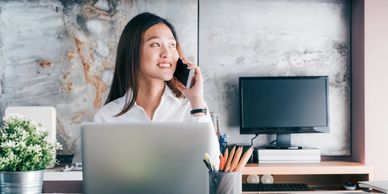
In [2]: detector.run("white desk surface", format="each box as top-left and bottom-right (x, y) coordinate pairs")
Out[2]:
(44, 168), (82, 181)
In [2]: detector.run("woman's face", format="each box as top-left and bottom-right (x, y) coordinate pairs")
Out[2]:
(140, 23), (179, 82)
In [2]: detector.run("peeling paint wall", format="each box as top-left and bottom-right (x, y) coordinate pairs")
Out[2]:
(0, 0), (351, 158)
(200, 0), (351, 155)
(0, 0), (198, 160)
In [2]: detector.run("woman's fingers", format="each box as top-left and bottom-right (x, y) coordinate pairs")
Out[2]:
(187, 62), (197, 69)
(175, 66), (204, 106)
(181, 57), (189, 64)
(180, 58), (197, 70)
(194, 67), (203, 83)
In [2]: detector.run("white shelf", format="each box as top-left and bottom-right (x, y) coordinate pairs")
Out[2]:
(44, 168), (82, 181)
(242, 161), (372, 175)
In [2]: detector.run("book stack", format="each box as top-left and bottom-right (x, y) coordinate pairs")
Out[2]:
(257, 148), (321, 163)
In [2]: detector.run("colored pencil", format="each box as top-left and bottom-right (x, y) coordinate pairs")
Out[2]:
(229, 146), (243, 172)
(223, 146), (235, 172)
(219, 154), (225, 171)
(236, 146), (254, 172)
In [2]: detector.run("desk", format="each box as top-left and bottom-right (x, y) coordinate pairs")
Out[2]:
(44, 168), (82, 181)
(43, 161), (373, 193)
(243, 191), (381, 194)
(43, 168), (82, 193)
(43, 192), (380, 194)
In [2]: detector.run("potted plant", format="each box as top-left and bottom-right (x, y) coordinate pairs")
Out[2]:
(0, 114), (61, 193)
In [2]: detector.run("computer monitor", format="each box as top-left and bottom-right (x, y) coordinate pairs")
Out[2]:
(239, 76), (329, 148)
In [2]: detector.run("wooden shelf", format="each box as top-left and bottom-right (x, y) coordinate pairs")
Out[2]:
(243, 191), (370, 194)
(242, 161), (372, 176)
(241, 161), (373, 192)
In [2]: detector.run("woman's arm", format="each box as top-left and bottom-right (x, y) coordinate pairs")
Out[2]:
(175, 59), (207, 116)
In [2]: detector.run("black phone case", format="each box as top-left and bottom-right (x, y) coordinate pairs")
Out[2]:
(174, 59), (193, 88)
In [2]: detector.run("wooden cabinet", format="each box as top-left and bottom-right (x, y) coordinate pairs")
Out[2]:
(42, 162), (373, 193)
(241, 161), (372, 192)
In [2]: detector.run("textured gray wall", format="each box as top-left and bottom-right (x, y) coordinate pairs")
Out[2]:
(0, 0), (351, 158)
(200, 0), (350, 155)
(0, 0), (198, 160)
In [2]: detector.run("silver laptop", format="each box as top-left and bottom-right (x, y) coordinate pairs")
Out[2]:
(81, 122), (215, 194)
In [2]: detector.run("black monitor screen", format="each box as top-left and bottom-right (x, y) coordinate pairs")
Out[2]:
(239, 76), (329, 134)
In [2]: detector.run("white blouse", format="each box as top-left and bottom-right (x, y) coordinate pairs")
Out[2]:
(94, 85), (211, 123)
(94, 85), (220, 168)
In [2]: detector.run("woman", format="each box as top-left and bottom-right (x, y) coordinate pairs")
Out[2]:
(94, 12), (220, 165)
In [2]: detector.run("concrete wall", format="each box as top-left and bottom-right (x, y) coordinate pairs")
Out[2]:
(0, 0), (198, 159)
(200, 0), (351, 155)
(1, 0), (352, 158)
(364, 0), (388, 180)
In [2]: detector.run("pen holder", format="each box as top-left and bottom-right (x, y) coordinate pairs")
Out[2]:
(209, 171), (242, 194)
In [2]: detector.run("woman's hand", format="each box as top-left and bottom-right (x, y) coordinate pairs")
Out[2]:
(175, 58), (206, 109)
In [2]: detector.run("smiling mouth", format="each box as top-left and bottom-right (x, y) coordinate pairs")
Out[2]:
(157, 63), (172, 68)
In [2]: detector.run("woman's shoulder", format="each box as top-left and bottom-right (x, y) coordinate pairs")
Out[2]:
(94, 97), (125, 122)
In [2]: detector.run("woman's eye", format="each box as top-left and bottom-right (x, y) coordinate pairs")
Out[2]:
(151, 42), (160, 47)
(170, 43), (176, 48)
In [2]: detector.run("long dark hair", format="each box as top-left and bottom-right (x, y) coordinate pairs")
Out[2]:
(105, 12), (183, 116)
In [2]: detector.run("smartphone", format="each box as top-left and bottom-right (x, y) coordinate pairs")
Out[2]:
(174, 58), (195, 88)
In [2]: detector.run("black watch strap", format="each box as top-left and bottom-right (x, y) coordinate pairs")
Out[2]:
(190, 108), (207, 115)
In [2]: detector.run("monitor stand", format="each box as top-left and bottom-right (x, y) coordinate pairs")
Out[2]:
(265, 134), (302, 149)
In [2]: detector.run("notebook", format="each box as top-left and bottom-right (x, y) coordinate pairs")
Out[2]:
(81, 122), (216, 194)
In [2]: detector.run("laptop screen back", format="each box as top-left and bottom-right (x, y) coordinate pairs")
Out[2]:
(81, 122), (214, 194)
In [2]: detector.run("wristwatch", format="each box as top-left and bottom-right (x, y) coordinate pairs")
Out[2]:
(190, 108), (207, 115)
